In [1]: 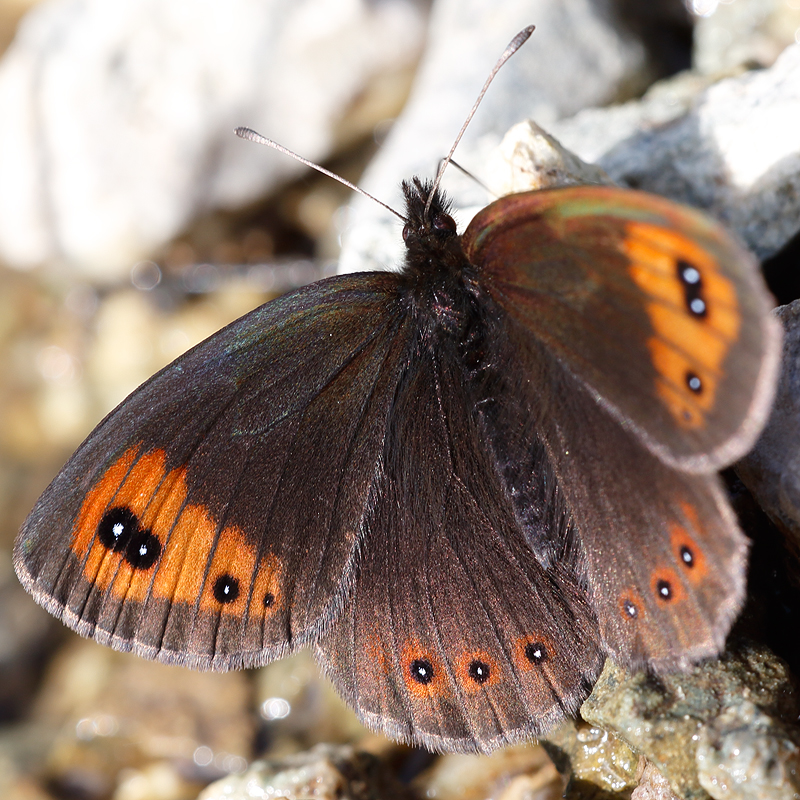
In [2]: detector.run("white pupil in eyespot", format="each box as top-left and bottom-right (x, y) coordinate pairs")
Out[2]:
(682, 267), (701, 284)
(113, 523), (124, 537)
(690, 298), (706, 315)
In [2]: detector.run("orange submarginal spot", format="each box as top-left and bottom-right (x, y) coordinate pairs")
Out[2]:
(623, 223), (741, 383)
(455, 651), (500, 694)
(151, 502), (218, 605)
(618, 587), (645, 623)
(623, 223), (719, 283)
(74, 447), (189, 602)
(513, 634), (555, 671)
(70, 446), (141, 559)
(200, 524), (258, 616)
(650, 567), (685, 606)
(623, 238), (684, 304)
(400, 641), (447, 698)
(647, 304), (732, 372)
(652, 377), (704, 429)
(248, 552), (282, 620)
(106, 451), (186, 602)
(647, 337), (716, 429)
(670, 505), (709, 584)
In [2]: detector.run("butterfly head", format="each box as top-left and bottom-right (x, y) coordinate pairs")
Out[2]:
(400, 178), (470, 283)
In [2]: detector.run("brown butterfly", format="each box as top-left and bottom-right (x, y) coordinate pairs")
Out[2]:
(14, 27), (781, 753)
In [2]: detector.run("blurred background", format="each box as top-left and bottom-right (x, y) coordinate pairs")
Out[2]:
(1, 1), (800, 798)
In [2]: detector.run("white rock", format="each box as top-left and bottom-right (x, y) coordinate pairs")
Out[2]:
(487, 120), (614, 197)
(0, 0), (426, 279)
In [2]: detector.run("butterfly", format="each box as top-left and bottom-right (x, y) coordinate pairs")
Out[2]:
(14, 164), (781, 752)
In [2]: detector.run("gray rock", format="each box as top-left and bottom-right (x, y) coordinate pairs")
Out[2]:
(198, 744), (415, 800)
(337, 0), (651, 274)
(549, 70), (715, 169)
(254, 650), (371, 749)
(589, 44), (800, 261)
(696, 701), (800, 800)
(738, 300), (800, 559)
(0, 0), (426, 279)
(580, 643), (799, 800)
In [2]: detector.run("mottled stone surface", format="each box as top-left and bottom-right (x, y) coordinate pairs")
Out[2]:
(580, 644), (799, 800)
(416, 744), (560, 800)
(255, 650), (372, 750)
(633, 762), (683, 800)
(543, 719), (642, 798)
(486, 120), (615, 196)
(696, 701), (800, 799)
(27, 638), (253, 800)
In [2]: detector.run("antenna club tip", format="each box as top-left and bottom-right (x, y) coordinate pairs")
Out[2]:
(512, 25), (535, 48)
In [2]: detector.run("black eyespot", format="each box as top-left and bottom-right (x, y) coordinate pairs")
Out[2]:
(263, 592), (275, 608)
(213, 575), (240, 604)
(677, 260), (707, 318)
(686, 371), (703, 394)
(410, 658), (434, 685)
(98, 507), (138, 552)
(125, 530), (161, 570)
(680, 546), (695, 567)
(656, 579), (673, 600)
(468, 660), (491, 684)
(524, 642), (548, 665)
(433, 213), (456, 233)
(623, 599), (638, 618)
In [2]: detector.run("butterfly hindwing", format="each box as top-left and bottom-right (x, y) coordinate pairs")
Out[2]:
(500, 323), (749, 670)
(464, 185), (781, 472)
(15, 273), (413, 669)
(316, 332), (603, 753)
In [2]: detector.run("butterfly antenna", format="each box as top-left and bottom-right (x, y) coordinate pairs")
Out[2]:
(439, 157), (496, 199)
(235, 127), (406, 222)
(423, 25), (535, 220)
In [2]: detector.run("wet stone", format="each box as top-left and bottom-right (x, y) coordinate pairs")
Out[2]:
(542, 719), (642, 799)
(579, 643), (799, 800)
(696, 701), (800, 800)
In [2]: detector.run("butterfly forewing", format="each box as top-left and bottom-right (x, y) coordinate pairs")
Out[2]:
(464, 186), (781, 473)
(15, 273), (412, 669)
